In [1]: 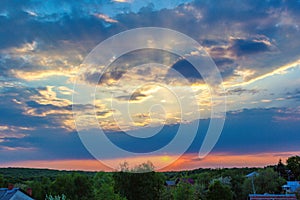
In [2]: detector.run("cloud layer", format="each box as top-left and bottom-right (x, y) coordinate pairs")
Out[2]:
(1, 0), (300, 170)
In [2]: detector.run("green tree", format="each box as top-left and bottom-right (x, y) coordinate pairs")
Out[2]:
(0, 175), (5, 187)
(51, 174), (74, 198)
(173, 182), (195, 200)
(276, 159), (288, 180)
(160, 187), (174, 200)
(29, 177), (51, 199)
(114, 171), (164, 200)
(220, 170), (246, 200)
(287, 156), (300, 180)
(72, 173), (94, 200)
(196, 172), (211, 188)
(93, 172), (125, 200)
(206, 180), (233, 200)
(45, 194), (67, 200)
(113, 162), (164, 200)
(30, 180), (44, 200)
(229, 175), (245, 200)
(193, 183), (207, 200)
(50, 173), (93, 200)
(242, 168), (285, 198)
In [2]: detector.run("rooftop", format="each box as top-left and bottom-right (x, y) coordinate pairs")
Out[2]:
(0, 188), (33, 200)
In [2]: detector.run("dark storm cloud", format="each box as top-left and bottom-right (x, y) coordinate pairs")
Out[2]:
(0, 87), (70, 127)
(96, 110), (113, 117)
(0, 10), (111, 79)
(116, 90), (147, 102)
(0, 87), (51, 127)
(81, 49), (178, 85)
(0, 0), (114, 50)
(166, 55), (235, 83)
(1, 0), (300, 83)
(208, 46), (228, 58)
(83, 70), (126, 85)
(99, 70), (124, 84)
(167, 59), (203, 82)
(212, 57), (237, 79)
(286, 90), (300, 101)
(213, 57), (235, 66)
(226, 88), (260, 96)
(0, 0), (298, 47)
(229, 38), (272, 56)
(201, 39), (227, 47)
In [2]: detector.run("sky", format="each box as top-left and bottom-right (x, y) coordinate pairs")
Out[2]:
(0, 0), (300, 171)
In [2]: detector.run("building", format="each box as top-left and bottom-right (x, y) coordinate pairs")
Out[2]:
(165, 178), (195, 187)
(180, 178), (195, 185)
(0, 187), (34, 200)
(165, 180), (176, 187)
(246, 172), (259, 178)
(249, 194), (297, 200)
(172, 178), (195, 185)
(282, 181), (300, 193)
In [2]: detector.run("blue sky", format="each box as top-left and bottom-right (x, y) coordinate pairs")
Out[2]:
(0, 0), (300, 170)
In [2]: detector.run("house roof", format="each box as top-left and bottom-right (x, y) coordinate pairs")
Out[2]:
(180, 178), (195, 185)
(246, 171), (259, 178)
(0, 188), (18, 200)
(249, 194), (297, 200)
(287, 181), (300, 185)
(165, 180), (176, 186)
(0, 188), (33, 200)
(282, 181), (300, 192)
(282, 184), (290, 188)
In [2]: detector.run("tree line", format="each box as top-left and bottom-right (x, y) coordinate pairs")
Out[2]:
(0, 155), (299, 200)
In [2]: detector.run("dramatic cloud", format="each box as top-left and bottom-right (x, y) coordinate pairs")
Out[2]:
(229, 37), (274, 56)
(1, 0), (300, 169)
(169, 59), (203, 81)
(116, 90), (148, 102)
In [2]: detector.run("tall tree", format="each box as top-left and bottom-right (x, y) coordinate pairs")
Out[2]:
(113, 162), (164, 200)
(206, 180), (233, 200)
(72, 173), (94, 200)
(287, 156), (300, 180)
(30, 180), (44, 200)
(93, 172), (125, 200)
(173, 182), (195, 200)
(276, 159), (288, 179)
(242, 168), (285, 198)
(114, 171), (164, 200)
(51, 173), (93, 200)
(51, 174), (74, 198)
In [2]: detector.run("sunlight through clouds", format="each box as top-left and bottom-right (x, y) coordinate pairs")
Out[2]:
(1, 0), (300, 170)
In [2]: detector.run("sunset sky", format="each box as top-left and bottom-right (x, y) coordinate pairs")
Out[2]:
(1, 0), (300, 171)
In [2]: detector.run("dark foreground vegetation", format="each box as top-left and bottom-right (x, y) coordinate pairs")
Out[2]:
(1, 156), (300, 200)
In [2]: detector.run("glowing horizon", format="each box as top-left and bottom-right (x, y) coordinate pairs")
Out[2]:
(1, 151), (299, 172)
